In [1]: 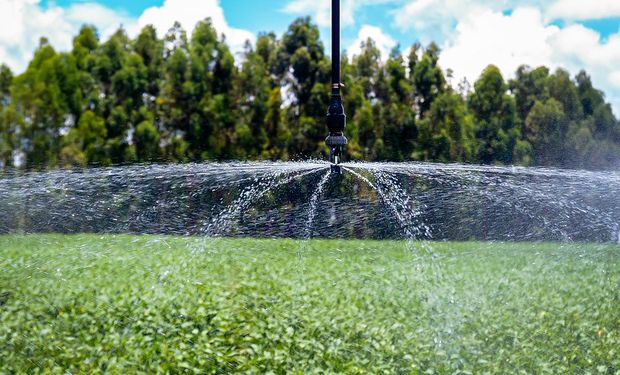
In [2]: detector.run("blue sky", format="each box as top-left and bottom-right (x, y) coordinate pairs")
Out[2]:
(38, 0), (432, 54)
(2, 0), (620, 113)
(39, 0), (415, 45)
(38, 0), (620, 48)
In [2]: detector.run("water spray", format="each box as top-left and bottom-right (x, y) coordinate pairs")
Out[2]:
(325, 0), (347, 174)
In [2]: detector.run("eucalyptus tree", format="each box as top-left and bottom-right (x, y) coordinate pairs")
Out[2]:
(9, 38), (81, 168)
(0, 17), (619, 170)
(349, 38), (382, 158)
(158, 21), (191, 161)
(524, 99), (565, 166)
(234, 36), (276, 158)
(412, 43), (445, 115)
(509, 65), (550, 125)
(187, 18), (236, 159)
(418, 89), (475, 162)
(0, 64), (12, 167)
(277, 17), (330, 157)
(382, 46), (416, 161)
(254, 33), (291, 159)
(469, 65), (518, 164)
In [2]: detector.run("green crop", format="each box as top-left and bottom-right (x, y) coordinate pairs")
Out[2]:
(1, 235), (619, 374)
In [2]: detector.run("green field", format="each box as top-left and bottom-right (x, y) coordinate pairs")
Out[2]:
(1, 235), (619, 374)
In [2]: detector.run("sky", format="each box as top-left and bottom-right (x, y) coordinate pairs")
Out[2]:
(1, 0), (620, 114)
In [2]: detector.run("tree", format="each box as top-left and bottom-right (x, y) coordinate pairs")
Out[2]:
(234, 40), (269, 158)
(353, 38), (381, 100)
(469, 65), (518, 164)
(1, 18), (619, 170)
(135, 119), (161, 162)
(380, 47), (416, 160)
(277, 17), (330, 157)
(158, 21), (191, 162)
(548, 68), (582, 122)
(354, 99), (374, 159)
(61, 110), (107, 166)
(509, 65), (550, 124)
(576, 72), (619, 140)
(420, 90), (475, 162)
(72, 26), (99, 71)
(9, 38), (82, 168)
(134, 25), (164, 98)
(525, 99), (565, 165)
(88, 28), (137, 164)
(576, 71), (605, 117)
(0, 64), (13, 167)
(412, 43), (445, 115)
(187, 18), (237, 159)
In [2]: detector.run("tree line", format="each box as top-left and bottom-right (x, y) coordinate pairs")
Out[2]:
(0, 17), (619, 170)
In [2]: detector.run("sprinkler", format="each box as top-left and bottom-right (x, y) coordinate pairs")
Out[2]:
(325, 0), (347, 174)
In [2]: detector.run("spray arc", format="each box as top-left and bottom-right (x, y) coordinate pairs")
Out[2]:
(325, 0), (347, 174)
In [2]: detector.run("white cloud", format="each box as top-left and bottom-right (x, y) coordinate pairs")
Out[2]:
(548, 24), (620, 70)
(548, 25), (620, 113)
(394, 0), (483, 41)
(440, 7), (558, 84)
(611, 71), (620, 88)
(439, 6), (620, 114)
(65, 3), (134, 37)
(547, 0), (620, 20)
(283, 0), (336, 27)
(347, 24), (396, 60)
(392, 0), (562, 41)
(136, 0), (255, 56)
(0, 0), (131, 72)
(283, 0), (393, 27)
(0, 0), (254, 73)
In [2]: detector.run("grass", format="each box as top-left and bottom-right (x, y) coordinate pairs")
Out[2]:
(1, 235), (619, 374)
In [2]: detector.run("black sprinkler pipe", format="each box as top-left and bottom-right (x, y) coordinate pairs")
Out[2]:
(331, 0), (341, 94)
(326, 0), (347, 174)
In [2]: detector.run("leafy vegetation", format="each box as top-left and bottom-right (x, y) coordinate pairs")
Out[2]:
(0, 18), (619, 170)
(1, 235), (619, 373)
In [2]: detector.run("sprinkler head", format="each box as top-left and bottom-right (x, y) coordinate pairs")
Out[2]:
(326, 95), (347, 140)
(326, 94), (347, 175)
(330, 146), (343, 174)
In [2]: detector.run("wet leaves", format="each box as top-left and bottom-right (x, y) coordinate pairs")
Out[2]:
(0, 235), (619, 373)
(0, 290), (10, 306)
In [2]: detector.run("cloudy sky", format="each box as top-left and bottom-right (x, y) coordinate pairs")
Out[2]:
(1, 0), (619, 113)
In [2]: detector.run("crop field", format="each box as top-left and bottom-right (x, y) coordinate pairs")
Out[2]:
(1, 235), (619, 374)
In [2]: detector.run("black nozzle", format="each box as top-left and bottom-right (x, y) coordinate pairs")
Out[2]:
(326, 96), (347, 143)
(326, 95), (346, 133)
(330, 146), (343, 174)
(326, 95), (347, 175)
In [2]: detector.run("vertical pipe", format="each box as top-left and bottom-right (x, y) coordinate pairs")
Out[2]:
(326, 0), (346, 173)
(331, 0), (340, 96)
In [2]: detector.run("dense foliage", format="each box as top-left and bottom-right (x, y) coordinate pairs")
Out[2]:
(1, 235), (619, 373)
(1, 18), (619, 169)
